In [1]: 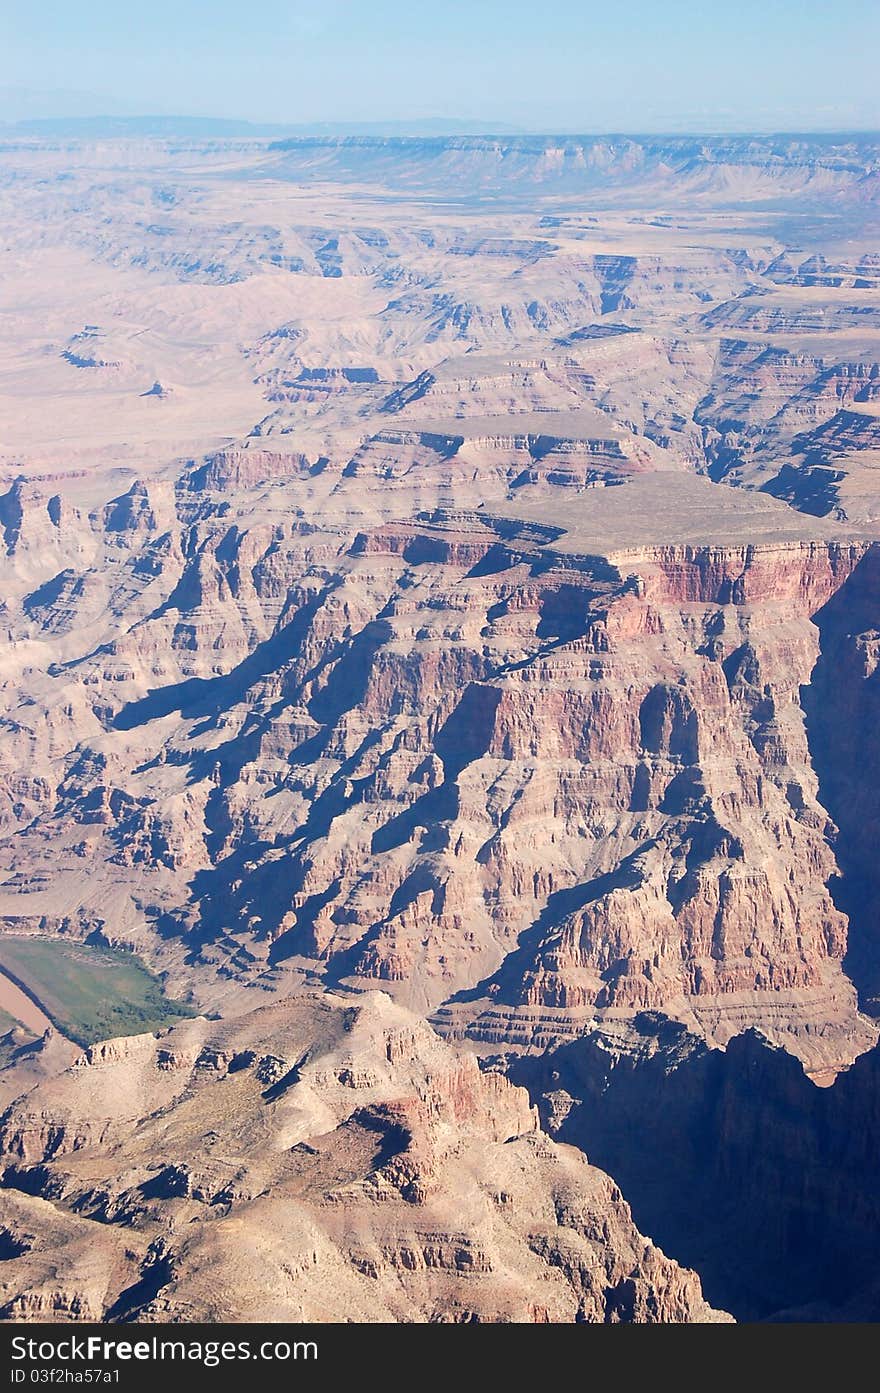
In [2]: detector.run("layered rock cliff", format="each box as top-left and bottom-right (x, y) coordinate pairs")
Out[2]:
(0, 994), (726, 1323)
(2, 129), (880, 1324)
(0, 473), (875, 1078)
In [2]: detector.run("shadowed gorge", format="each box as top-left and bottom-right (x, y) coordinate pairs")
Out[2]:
(508, 1020), (880, 1320)
(802, 548), (880, 1015)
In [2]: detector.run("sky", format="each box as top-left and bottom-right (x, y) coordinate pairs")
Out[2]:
(2, 0), (879, 132)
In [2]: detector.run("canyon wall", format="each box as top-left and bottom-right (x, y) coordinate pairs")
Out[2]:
(1, 131), (880, 1322)
(509, 1016), (880, 1320)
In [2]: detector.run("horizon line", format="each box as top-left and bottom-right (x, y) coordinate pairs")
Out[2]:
(3, 115), (880, 140)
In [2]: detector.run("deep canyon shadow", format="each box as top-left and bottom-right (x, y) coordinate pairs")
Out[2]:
(801, 545), (880, 1015)
(508, 1018), (880, 1320)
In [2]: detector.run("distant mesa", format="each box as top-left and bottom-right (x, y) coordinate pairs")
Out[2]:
(557, 322), (639, 345)
(61, 325), (119, 370)
(61, 349), (119, 370)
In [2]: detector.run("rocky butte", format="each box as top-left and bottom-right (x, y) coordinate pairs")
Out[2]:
(0, 131), (878, 1321)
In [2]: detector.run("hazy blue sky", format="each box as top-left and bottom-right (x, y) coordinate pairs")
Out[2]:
(2, 0), (878, 130)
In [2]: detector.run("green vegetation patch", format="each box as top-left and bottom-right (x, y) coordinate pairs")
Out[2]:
(0, 937), (195, 1047)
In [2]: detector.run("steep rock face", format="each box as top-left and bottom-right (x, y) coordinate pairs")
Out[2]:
(802, 546), (880, 1013)
(430, 528), (874, 1069)
(0, 994), (726, 1323)
(0, 479), (96, 587)
(0, 476), (874, 1075)
(508, 1017), (880, 1321)
(696, 341), (880, 523)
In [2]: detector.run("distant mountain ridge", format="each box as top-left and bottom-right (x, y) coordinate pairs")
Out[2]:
(257, 132), (880, 205)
